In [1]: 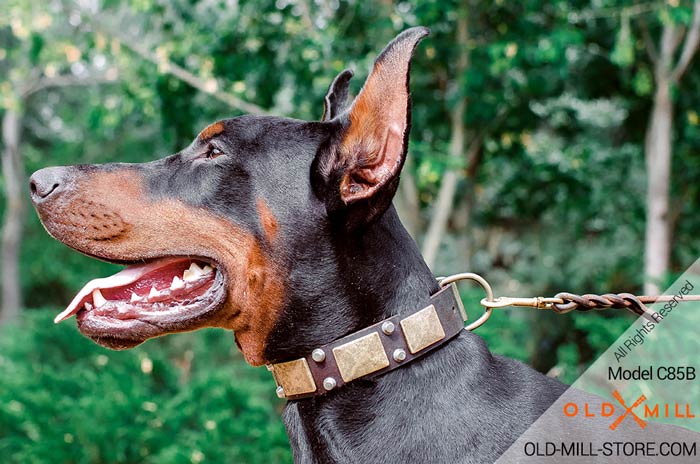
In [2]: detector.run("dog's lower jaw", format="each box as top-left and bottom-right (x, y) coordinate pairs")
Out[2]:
(234, 330), (271, 367)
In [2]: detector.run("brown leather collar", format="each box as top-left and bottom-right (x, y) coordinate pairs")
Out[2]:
(267, 283), (467, 400)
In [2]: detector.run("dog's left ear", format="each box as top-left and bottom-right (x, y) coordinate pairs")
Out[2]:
(315, 27), (429, 222)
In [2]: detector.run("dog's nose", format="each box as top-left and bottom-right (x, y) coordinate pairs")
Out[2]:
(29, 167), (68, 203)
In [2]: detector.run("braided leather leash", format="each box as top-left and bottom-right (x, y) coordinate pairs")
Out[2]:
(441, 273), (700, 329)
(483, 292), (700, 317)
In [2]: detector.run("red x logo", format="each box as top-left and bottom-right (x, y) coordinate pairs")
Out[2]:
(609, 390), (647, 430)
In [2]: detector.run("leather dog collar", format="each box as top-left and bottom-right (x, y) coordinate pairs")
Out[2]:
(267, 283), (467, 400)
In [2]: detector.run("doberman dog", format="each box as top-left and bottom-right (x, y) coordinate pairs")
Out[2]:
(30, 28), (568, 463)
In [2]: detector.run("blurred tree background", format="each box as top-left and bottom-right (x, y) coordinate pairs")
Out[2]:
(2, 0), (700, 462)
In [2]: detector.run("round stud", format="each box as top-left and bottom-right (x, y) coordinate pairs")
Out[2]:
(311, 348), (326, 363)
(393, 349), (407, 362)
(323, 377), (337, 391)
(275, 386), (285, 398)
(381, 321), (395, 335)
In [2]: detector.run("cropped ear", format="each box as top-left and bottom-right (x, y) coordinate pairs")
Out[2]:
(316, 27), (429, 223)
(321, 69), (354, 122)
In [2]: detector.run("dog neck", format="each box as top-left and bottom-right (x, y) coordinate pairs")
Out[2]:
(263, 206), (440, 364)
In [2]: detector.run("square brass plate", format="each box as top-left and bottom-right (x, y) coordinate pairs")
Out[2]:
(332, 332), (390, 382)
(400, 304), (446, 354)
(270, 358), (317, 396)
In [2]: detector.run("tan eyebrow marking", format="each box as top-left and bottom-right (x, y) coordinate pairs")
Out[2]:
(198, 121), (225, 141)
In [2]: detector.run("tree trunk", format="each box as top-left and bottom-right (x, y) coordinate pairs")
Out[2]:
(642, 16), (679, 296)
(421, 8), (469, 270)
(1, 107), (25, 323)
(643, 80), (672, 295)
(641, 3), (700, 294)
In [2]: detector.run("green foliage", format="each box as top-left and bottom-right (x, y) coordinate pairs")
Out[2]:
(0, 310), (292, 464)
(3, 0), (700, 459)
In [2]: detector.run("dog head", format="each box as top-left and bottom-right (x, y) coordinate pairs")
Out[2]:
(30, 27), (428, 365)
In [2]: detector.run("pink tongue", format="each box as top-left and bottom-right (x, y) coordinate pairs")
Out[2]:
(54, 259), (179, 323)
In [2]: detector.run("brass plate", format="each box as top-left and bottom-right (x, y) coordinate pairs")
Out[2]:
(400, 304), (446, 354)
(332, 332), (390, 382)
(270, 358), (317, 397)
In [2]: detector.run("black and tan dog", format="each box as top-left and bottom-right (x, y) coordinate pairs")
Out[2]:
(30, 28), (567, 463)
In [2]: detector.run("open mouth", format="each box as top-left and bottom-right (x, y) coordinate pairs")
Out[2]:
(55, 256), (227, 349)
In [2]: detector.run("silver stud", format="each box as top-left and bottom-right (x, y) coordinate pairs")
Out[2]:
(323, 377), (337, 391)
(311, 348), (326, 363)
(393, 349), (407, 362)
(275, 386), (285, 398)
(381, 321), (395, 335)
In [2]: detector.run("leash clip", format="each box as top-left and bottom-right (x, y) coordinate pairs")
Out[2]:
(480, 296), (560, 310)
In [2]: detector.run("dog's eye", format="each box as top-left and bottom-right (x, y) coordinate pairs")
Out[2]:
(205, 145), (224, 159)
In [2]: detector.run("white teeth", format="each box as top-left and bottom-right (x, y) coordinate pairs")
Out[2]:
(148, 287), (161, 299)
(92, 289), (107, 308)
(54, 258), (190, 324)
(183, 263), (202, 282)
(170, 276), (185, 290)
(130, 292), (141, 303)
(183, 262), (213, 282)
(190, 262), (204, 274)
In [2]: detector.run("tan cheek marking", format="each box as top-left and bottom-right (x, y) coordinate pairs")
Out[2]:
(48, 170), (284, 366)
(233, 240), (285, 366)
(256, 198), (278, 243)
(198, 121), (225, 141)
